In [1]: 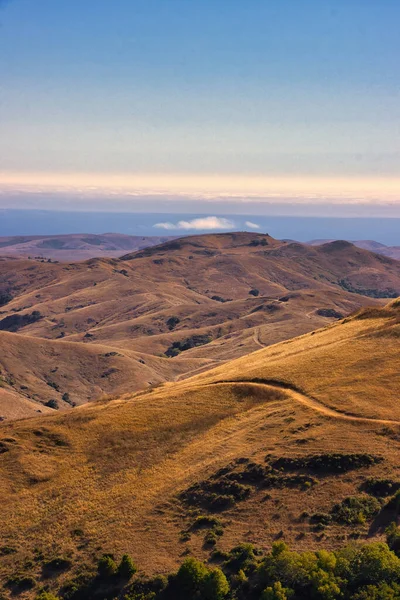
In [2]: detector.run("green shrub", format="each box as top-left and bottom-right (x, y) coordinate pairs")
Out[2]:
(361, 478), (400, 497)
(386, 523), (400, 555)
(261, 581), (293, 600)
(352, 583), (400, 599)
(191, 516), (223, 530)
(331, 496), (380, 525)
(97, 554), (117, 578)
(202, 567), (229, 599)
(270, 453), (382, 474)
(249, 289), (260, 296)
(45, 399), (59, 410)
(118, 554), (137, 580)
(166, 316), (180, 330)
(0, 291), (13, 307)
(204, 530), (218, 546)
(35, 593), (60, 600)
(174, 557), (209, 597)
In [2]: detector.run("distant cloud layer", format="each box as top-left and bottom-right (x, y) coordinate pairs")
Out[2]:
(245, 221), (260, 230)
(154, 216), (235, 231)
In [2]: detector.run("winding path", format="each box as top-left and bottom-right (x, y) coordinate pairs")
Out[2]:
(210, 380), (400, 427)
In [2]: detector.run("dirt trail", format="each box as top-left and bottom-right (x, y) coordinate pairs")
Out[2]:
(211, 380), (400, 427)
(252, 327), (266, 348)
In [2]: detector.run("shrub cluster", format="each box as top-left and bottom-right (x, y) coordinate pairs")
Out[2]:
(0, 310), (42, 332)
(269, 453), (382, 474)
(165, 334), (212, 358)
(180, 460), (318, 513)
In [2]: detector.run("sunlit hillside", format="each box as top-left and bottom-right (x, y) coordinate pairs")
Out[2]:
(1, 233), (399, 418)
(0, 300), (399, 595)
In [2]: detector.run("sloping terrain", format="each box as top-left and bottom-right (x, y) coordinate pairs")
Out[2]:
(0, 232), (399, 417)
(309, 238), (400, 260)
(0, 300), (399, 595)
(0, 233), (176, 261)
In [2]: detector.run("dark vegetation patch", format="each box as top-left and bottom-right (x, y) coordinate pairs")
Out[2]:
(180, 459), (317, 512)
(45, 399), (59, 410)
(0, 310), (42, 331)
(101, 368), (119, 378)
(166, 316), (180, 330)
(32, 428), (70, 449)
(269, 452), (382, 474)
(0, 441), (10, 454)
(42, 557), (73, 578)
(361, 478), (400, 498)
(330, 495), (381, 525)
(211, 295), (231, 303)
(180, 476), (251, 511)
(338, 279), (398, 298)
(249, 238), (269, 247)
(165, 334), (212, 357)
(248, 288), (260, 296)
(0, 290), (13, 307)
(316, 308), (344, 318)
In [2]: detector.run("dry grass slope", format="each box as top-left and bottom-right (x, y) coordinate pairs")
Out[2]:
(0, 300), (399, 594)
(1, 232), (399, 417)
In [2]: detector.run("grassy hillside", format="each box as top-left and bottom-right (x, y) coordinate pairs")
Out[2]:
(0, 300), (399, 597)
(0, 233), (176, 261)
(1, 232), (399, 417)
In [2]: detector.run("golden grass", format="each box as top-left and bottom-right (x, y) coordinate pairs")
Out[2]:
(0, 301), (399, 590)
(2, 231), (397, 418)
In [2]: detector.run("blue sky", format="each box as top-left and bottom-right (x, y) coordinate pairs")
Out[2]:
(0, 0), (399, 211)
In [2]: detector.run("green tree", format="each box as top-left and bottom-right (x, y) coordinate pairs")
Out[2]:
(174, 557), (208, 598)
(352, 582), (400, 599)
(97, 554), (117, 578)
(262, 581), (293, 600)
(118, 553), (137, 580)
(202, 567), (229, 600)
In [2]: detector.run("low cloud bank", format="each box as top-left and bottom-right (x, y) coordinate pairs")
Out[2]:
(245, 221), (260, 229)
(154, 216), (235, 231)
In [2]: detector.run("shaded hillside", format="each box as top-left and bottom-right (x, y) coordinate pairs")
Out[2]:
(309, 238), (400, 260)
(0, 301), (399, 595)
(0, 232), (399, 416)
(0, 233), (176, 262)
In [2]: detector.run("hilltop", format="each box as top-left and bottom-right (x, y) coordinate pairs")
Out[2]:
(309, 238), (400, 260)
(0, 232), (399, 417)
(0, 299), (399, 595)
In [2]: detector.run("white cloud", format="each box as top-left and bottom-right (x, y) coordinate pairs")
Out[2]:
(245, 220), (260, 229)
(154, 216), (235, 231)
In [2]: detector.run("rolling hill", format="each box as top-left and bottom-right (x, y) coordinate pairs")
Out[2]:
(0, 232), (399, 418)
(0, 233), (176, 262)
(309, 238), (400, 260)
(0, 299), (398, 596)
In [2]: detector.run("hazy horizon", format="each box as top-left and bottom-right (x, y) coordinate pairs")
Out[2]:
(1, 209), (400, 246)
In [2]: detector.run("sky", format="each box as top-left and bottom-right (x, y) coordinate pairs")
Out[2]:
(0, 0), (399, 215)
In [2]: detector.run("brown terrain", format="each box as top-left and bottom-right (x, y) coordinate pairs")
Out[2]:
(0, 297), (398, 595)
(1, 232), (399, 419)
(309, 238), (400, 260)
(0, 233), (176, 262)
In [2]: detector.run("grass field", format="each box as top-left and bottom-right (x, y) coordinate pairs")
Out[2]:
(0, 299), (399, 596)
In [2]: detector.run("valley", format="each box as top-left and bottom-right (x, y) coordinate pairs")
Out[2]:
(1, 232), (399, 418)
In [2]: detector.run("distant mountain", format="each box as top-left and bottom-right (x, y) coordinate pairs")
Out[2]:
(0, 233), (177, 261)
(309, 238), (400, 260)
